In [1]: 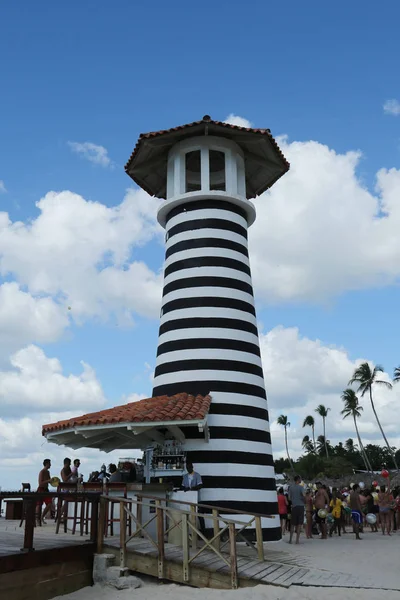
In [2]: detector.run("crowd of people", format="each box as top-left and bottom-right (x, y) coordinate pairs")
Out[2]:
(278, 475), (400, 544)
(35, 457), (138, 524)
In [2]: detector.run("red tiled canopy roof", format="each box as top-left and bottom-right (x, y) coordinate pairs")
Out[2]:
(125, 115), (290, 199)
(42, 393), (211, 436)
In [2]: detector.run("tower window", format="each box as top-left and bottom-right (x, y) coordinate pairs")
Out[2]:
(185, 150), (201, 192)
(209, 150), (226, 191)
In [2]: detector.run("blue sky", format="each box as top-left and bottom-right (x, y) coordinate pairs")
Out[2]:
(1, 1), (400, 488)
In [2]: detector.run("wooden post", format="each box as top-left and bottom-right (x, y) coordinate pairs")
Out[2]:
(22, 497), (36, 552)
(97, 496), (106, 554)
(228, 522), (238, 590)
(136, 495), (142, 538)
(181, 513), (189, 582)
(212, 509), (220, 551)
(255, 516), (264, 561)
(90, 496), (99, 543)
(190, 504), (197, 550)
(156, 500), (164, 579)
(120, 501), (127, 568)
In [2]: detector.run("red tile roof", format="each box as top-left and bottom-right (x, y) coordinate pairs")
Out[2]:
(42, 393), (212, 435)
(125, 115), (290, 199)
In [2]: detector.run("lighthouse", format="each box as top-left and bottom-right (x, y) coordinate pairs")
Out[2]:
(125, 116), (289, 541)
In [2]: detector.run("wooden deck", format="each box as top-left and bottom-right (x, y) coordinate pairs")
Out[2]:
(104, 537), (399, 590)
(0, 519), (92, 557)
(0, 520), (95, 600)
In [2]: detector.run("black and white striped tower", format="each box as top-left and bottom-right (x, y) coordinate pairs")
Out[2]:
(125, 116), (289, 541)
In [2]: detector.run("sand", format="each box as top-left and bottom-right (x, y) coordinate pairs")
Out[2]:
(53, 531), (400, 600)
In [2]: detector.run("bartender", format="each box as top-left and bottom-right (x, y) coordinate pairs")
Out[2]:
(182, 462), (202, 491)
(182, 462), (205, 534)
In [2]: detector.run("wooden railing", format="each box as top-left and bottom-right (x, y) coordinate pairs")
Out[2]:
(0, 491), (100, 552)
(97, 494), (275, 589)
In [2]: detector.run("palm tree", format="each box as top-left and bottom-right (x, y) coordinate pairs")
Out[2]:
(302, 415), (316, 450)
(316, 434), (330, 456)
(341, 388), (372, 473)
(315, 404), (331, 458)
(349, 363), (398, 470)
(302, 435), (314, 454)
(393, 366), (400, 383)
(276, 415), (294, 472)
(345, 438), (356, 453)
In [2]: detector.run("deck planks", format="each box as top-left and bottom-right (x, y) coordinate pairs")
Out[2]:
(103, 535), (400, 591)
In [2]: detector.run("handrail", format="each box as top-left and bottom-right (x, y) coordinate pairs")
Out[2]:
(0, 491), (100, 552)
(135, 492), (276, 519)
(98, 493), (270, 589)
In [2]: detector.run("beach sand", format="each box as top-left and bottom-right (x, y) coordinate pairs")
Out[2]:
(53, 531), (400, 600)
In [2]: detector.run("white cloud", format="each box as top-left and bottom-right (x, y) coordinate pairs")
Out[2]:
(0, 180), (6, 194)
(249, 137), (400, 303)
(0, 345), (105, 417)
(67, 141), (112, 167)
(0, 282), (69, 364)
(0, 413), (130, 490)
(0, 188), (163, 323)
(224, 114), (253, 128)
(383, 99), (400, 116)
(260, 326), (400, 459)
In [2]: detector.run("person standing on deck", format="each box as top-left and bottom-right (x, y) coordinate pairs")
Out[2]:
(288, 475), (305, 545)
(36, 459), (53, 525)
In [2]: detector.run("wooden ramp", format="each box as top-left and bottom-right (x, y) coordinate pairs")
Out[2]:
(104, 537), (386, 590)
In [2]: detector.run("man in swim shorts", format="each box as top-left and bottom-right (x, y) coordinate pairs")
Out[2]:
(350, 483), (362, 540)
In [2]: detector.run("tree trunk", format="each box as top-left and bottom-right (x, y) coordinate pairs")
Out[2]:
(323, 418), (329, 458)
(353, 414), (372, 474)
(312, 425), (316, 452)
(285, 427), (295, 472)
(369, 387), (399, 471)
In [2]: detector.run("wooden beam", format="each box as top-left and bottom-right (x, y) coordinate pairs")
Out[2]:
(166, 425), (185, 443)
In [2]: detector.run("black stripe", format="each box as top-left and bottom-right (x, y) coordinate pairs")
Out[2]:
(152, 380), (266, 399)
(162, 297), (256, 317)
(154, 358), (263, 378)
(184, 426), (271, 444)
(200, 501), (278, 517)
(157, 338), (261, 358)
(165, 256), (251, 278)
(162, 276), (253, 297)
(166, 199), (247, 222)
(202, 476), (276, 491)
(210, 403), (269, 421)
(202, 524), (281, 542)
(168, 219), (247, 240)
(158, 317), (258, 336)
(187, 450), (273, 466)
(166, 237), (248, 259)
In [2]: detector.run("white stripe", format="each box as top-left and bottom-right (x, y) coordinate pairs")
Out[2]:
(156, 348), (262, 368)
(207, 415), (269, 430)
(200, 489), (277, 503)
(164, 247), (250, 269)
(209, 391), (269, 411)
(183, 438), (272, 455)
(195, 464), (275, 478)
(164, 267), (252, 287)
(152, 369), (265, 389)
(157, 328), (260, 347)
(167, 208), (247, 231)
(166, 228), (248, 250)
(160, 307), (257, 326)
(162, 287), (254, 307)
